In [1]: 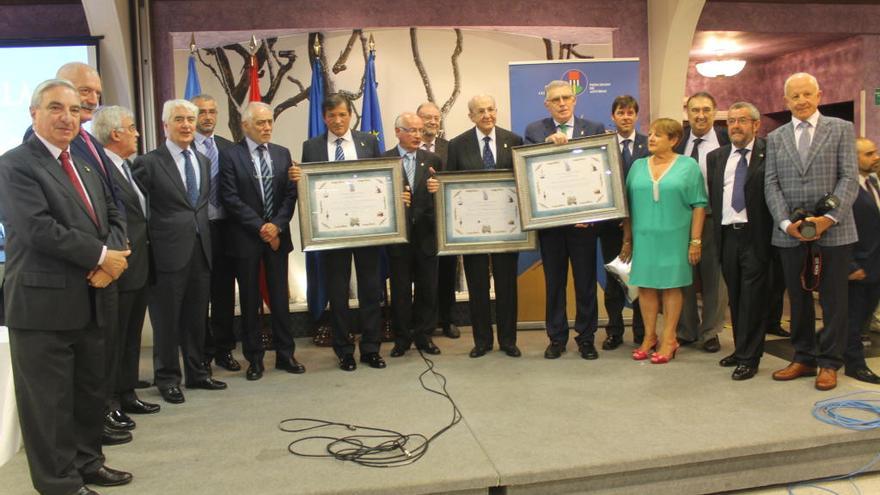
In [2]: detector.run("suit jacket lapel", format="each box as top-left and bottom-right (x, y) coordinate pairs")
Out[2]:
(803, 116), (831, 174)
(197, 149), (210, 206)
(779, 123), (805, 174)
(413, 150), (429, 192)
(574, 119), (588, 139)
(74, 155), (106, 229)
(745, 140), (765, 189)
(33, 141), (97, 226)
(156, 145), (189, 200)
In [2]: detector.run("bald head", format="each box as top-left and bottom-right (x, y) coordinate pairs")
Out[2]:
(56, 62), (102, 123)
(856, 137), (880, 176)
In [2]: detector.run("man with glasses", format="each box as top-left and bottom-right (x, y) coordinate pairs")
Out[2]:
(524, 80), (606, 361)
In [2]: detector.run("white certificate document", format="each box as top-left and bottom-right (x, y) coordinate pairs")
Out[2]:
(451, 186), (523, 238)
(313, 176), (391, 234)
(531, 153), (608, 213)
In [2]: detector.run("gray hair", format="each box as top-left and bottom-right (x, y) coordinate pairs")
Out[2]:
(56, 62), (98, 81)
(161, 99), (199, 124)
(467, 94), (496, 114)
(242, 101), (272, 123)
(30, 78), (77, 109)
(729, 101), (761, 121)
(784, 72), (820, 95)
(189, 94), (216, 104)
(543, 80), (573, 100)
(394, 112), (420, 129)
(92, 105), (134, 145)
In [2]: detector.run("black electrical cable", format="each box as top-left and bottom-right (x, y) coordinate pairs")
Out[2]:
(279, 350), (462, 468)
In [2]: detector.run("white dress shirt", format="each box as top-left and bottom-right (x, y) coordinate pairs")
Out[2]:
(554, 117), (575, 139)
(721, 139), (755, 226)
(617, 131), (635, 155)
(474, 127), (497, 164)
(165, 139), (200, 191)
(326, 129), (358, 161)
(105, 148), (146, 216)
(246, 137), (272, 203)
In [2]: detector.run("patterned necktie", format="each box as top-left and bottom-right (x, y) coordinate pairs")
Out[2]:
(621, 139), (633, 169)
(797, 121), (812, 164)
(690, 137), (703, 160)
(404, 153), (416, 188)
(203, 136), (220, 208)
(182, 149), (198, 207)
(482, 136), (495, 169)
(257, 145), (274, 220)
(123, 159), (147, 216)
(557, 123), (569, 136)
(59, 150), (98, 226)
(334, 137), (345, 161)
(732, 148), (749, 213)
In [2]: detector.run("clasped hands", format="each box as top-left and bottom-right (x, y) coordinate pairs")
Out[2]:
(786, 216), (834, 242)
(88, 249), (131, 288)
(261, 223), (281, 251)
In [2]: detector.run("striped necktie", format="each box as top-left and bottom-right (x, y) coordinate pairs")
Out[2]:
(257, 145), (274, 220)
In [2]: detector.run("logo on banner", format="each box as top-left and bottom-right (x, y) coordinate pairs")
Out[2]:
(563, 70), (588, 96)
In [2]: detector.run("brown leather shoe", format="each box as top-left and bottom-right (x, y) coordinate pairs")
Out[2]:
(772, 362), (818, 381)
(815, 368), (837, 391)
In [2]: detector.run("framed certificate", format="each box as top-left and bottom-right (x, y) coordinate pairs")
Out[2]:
(434, 170), (537, 255)
(512, 133), (628, 230)
(296, 157), (408, 251)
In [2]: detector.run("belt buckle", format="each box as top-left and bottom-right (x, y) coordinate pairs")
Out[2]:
(732, 223), (746, 230)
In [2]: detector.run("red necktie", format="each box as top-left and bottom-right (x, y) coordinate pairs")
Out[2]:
(59, 150), (99, 227)
(79, 129), (107, 176)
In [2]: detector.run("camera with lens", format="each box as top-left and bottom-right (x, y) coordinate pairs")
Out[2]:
(789, 193), (840, 239)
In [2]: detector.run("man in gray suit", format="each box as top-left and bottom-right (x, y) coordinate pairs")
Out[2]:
(764, 72), (859, 391)
(133, 99), (228, 403)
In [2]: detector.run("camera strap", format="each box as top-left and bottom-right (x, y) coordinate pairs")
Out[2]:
(800, 242), (822, 291)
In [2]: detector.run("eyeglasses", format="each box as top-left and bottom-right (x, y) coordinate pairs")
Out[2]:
(398, 127), (424, 135)
(117, 124), (137, 133)
(547, 95), (574, 104)
(726, 117), (757, 125)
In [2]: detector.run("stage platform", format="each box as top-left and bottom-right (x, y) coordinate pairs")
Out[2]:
(2, 328), (880, 495)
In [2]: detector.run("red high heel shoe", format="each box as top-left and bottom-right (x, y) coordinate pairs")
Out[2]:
(632, 340), (658, 361)
(650, 343), (679, 364)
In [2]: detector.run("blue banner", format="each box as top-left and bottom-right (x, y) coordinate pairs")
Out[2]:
(305, 59), (328, 320)
(360, 51), (385, 151)
(184, 53), (202, 100)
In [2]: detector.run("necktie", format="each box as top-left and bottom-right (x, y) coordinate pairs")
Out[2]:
(59, 150), (98, 226)
(123, 159), (147, 216)
(621, 139), (633, 169)
(866, 175), (880, 210)
(203, 137), (220, 208)
(482, 136), (495, 169)
(731, 148), (749, 213)
(182, 149), (198, 207)
(797, 121), (812, 164)
(257, 145), (274, 220)
(404, 153), (416, 188)
(690, 137), (703, 161)
(334, 137), (345, 161)
(79, 129), (107, 176)
(557, 123), (569, 136)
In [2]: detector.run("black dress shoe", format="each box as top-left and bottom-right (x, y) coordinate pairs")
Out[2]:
(136, 380), (151, 389)
(106, 410), (135, 430)
(602, 335), (623, 350)
(469, 346), (490, 358)
(74, 487), (99, 495)
(187, 377), (228, 390)
(719, 354), (737, 367)
(442, 323), (461, 339)
(500, 345), (521, 357)
(246, 362), (264, 381)
(544, 341), (566, 359)
(121, 398), (160, 415)
(578, 343), (599, 360)
(81, 465), (133, 487)
(845, 366), (880, 384)
(677, 337), (696, 346)
(339, 354), (357, 371)
(732, 364), (759, 381)
(215, 351), (242, 371)
(276, 356), (306, 374)
(390, 344), (409, 357)
(159, 386), (185, 404)
(702, 336), (721, 353)
(766, 326), (791, 337)
(101, 425), (132, 446)
(360, 352), (387, 369)
(417, 341), (441, 355)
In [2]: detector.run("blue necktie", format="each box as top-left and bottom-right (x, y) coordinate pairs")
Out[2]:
(203, 137), (220, 208)
(257, 145), (274, 220)
(182, 149), (198, 207)
(404, 153), (416, 188)
(482, 136), (495, 169)
(797, 121), (812, 164)
(334, 137), (345, 161)
(621, 139), (633, 169)
(731, 148), (749, 213)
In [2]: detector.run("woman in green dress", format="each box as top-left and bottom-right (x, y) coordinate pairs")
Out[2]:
(620, 118), (707, 364)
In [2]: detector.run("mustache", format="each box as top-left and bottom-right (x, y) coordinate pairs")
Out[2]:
(81, 102), (98, 112)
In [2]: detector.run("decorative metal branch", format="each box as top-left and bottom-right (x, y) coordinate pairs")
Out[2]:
(410, 28), (464, 136)
(542, 39), (594, 60)
(543, 38), (554, 60)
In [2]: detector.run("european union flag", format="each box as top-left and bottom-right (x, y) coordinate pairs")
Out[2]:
(184, 53), (202, 100)
(360, 51), (385, 151)
(305, 58), (327, 320)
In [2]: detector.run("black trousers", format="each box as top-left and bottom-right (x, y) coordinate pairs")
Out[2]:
(100, 285), (119, 409)
(205, 219), (237, 359)
(463, 252), (518, 349)
(235, 245), (295, 364)
(324, 246), (382, 357)
(114, 285), (148, 405)
(149, 241), (211, 387)
(845, 280), (880, 369)
(721, 226), (770, 366)
(778, 243), (851, 369)
(10, 323), (105, 495)
(598, 221), (643, 341)
(389, 245), (438, 348)
(437, 255), (457, 327)
(763, 248), (787, 333)
(539, 225), (598, 346)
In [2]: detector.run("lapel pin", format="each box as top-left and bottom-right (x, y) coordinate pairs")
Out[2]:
(360, 141), (365, 146)
(504, 143), (508, 149)
(580, 131), (585, 136)
(84, 166), (91, 173)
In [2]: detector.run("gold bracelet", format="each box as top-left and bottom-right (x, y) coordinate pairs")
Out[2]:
(689, 239), (702, 246)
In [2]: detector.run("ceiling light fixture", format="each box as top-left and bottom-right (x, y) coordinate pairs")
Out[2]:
(696, 59), (746, 78)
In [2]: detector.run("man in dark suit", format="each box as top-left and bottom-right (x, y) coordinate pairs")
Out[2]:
(295, 94), (386, 371)
(523, 80), (605, 360)
(706, 102), (773, 381)
(843, 137), (880, 384)
(674, 92), (730, 354)
(191, 94), (240, 373)
(133, 99), (227, 403)
(417, 101), (460, 340)
(447, 94), (523, 358)
(0, 79), (132, 495)
(601, 94), (647, 348)
(93, 106), (161, 427)
(219, 102), (302, 381)
(384, 112), (442, 358)
(765, 73), (859, 391)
